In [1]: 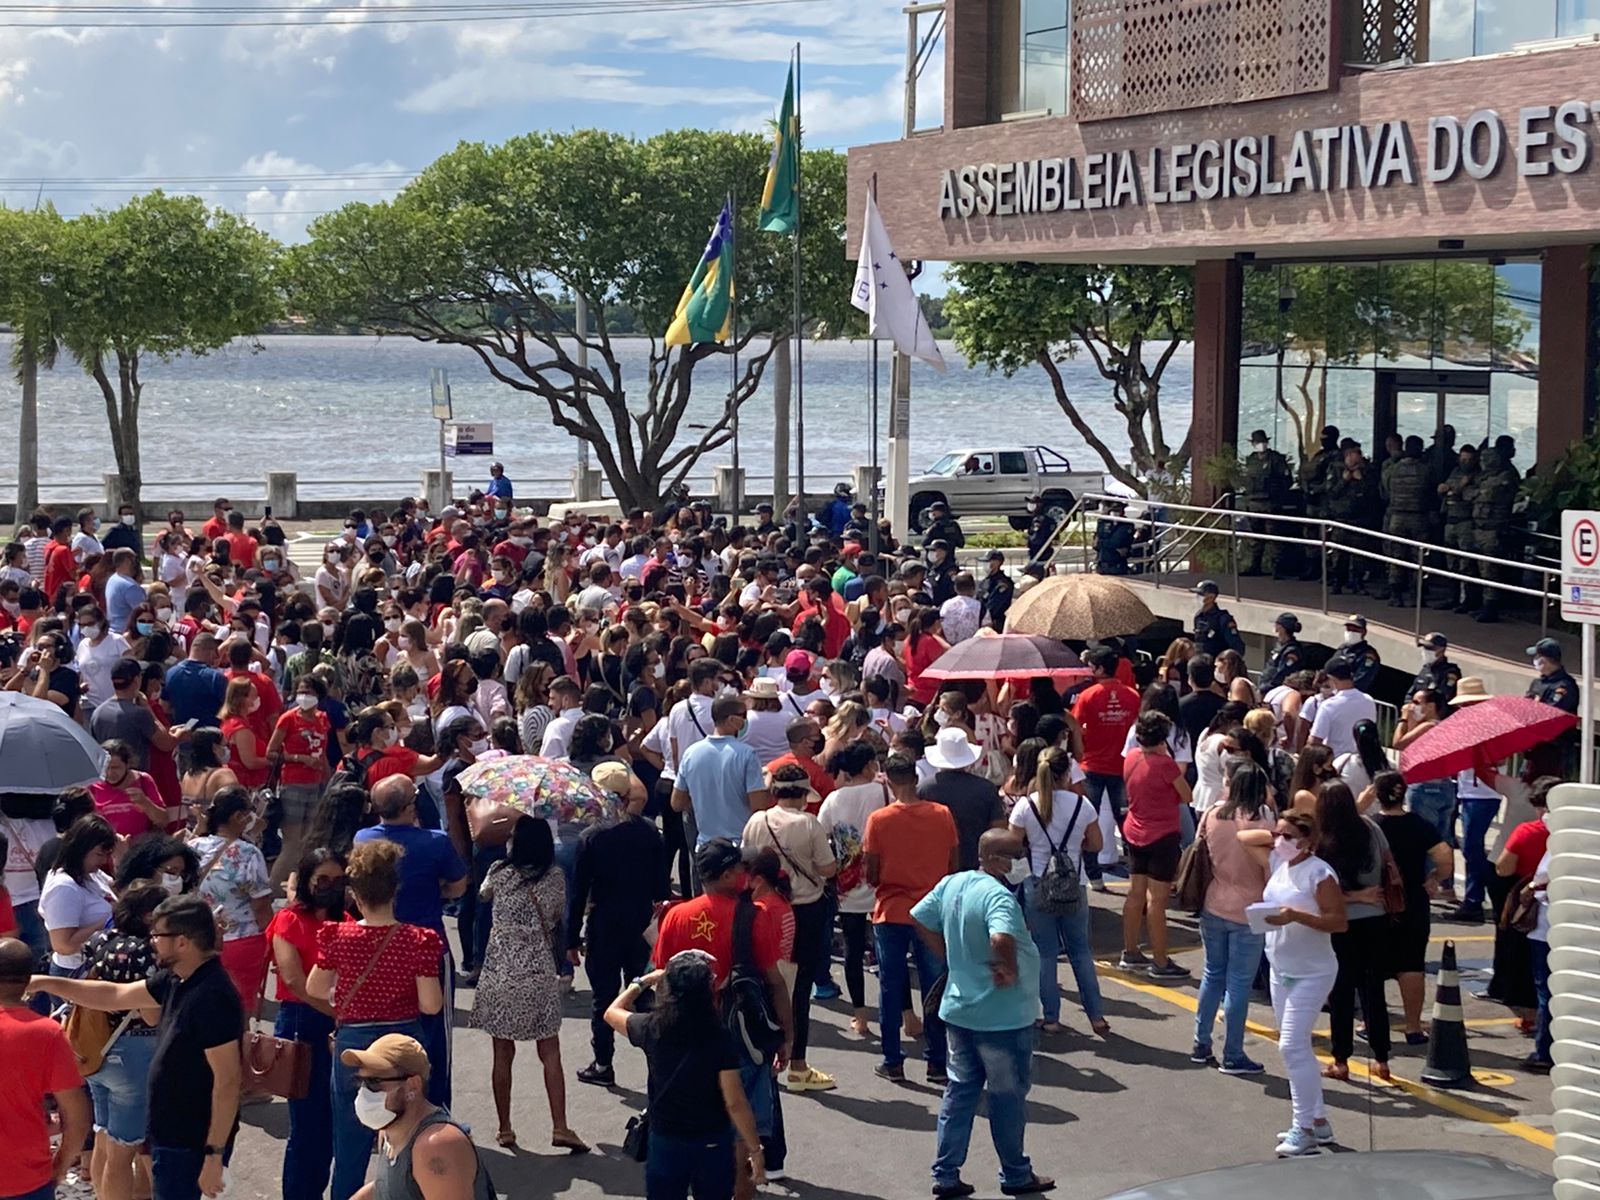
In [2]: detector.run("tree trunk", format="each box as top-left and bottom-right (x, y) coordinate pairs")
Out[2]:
(16, 341), (38, 520)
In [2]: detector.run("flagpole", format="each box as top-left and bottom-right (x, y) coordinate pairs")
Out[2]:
(869, 338), (880, 555)
(792, 40), (806, 527)
(730, 189), (742, 519)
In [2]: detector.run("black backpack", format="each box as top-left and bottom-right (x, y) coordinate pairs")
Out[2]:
(721, 894), (783, 1063)
(327, 747), (384, 794)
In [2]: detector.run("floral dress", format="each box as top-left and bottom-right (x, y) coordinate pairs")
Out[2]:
(191, 834), (271, 941)
(471, 863), (565, 1042)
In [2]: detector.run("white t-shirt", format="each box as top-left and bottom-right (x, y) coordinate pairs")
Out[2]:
(38, 869), (115, 969)
(1121, 722), (1193, 765)
(817, 781), (889, 915)
(1009, 788), (1095, 881)
(1530, 848), (1553, 943)
(1262, 848), (1339, 978)
(744, 710), (793, 768)
(541, 709), (580, 759)
(0, 815), (53, 905)
(1191, 731), (1229, 813)
(641, 713), (676, 778)
(1309, 687), (1377, 758)
(666, 694), (716, 776)
(574, 584), (615, 614)
(71, 531), (104, 566)
(1336, 752), (1377, 797)
(1457, 767), (1499, 801)
(159, 552), (188, 608)
(76, 633), (130, 712)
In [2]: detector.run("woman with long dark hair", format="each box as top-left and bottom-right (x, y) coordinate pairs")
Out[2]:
(1315, 779), (1393, 1082)
(1370, 769), (1452, 1044)
(1336, 718), (1389, 799)
(472, 815), (586, 1153)
(605, 952), (766, 1199)
(191, 785), (273, 1003)
(37, 813), (117, 974)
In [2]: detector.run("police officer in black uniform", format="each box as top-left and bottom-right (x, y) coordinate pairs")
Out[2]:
(977, 548), (1015, 630)
(1412, 632), (1461, 705)
(1259, 612), (1305, 692)
(925, 538), (958, 605)
(921, 500), (966, 552)
(1192, 580), (1245, 658)
(1328, 614), (1383, 694)
(752, 502), (779, 539)
(1527, 637), (1580, 714)
(1025, 494), (1060, 564)
(1095, 499), (1135, 575)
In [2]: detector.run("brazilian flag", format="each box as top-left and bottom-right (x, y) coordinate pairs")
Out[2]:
(758, 64), (799, 235)
(665, 200), (735, 347)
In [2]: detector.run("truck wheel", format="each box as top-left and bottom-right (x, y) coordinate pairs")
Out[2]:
(1007, 514), (1030, 532)
(1041, 492), (1075, 529)
(909, 493), (943, 534)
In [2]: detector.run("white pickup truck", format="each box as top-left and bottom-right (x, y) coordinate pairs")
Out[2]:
(904, 445), (1105, 532)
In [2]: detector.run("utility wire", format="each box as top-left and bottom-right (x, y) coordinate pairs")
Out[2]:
(0, 0), (829, 26)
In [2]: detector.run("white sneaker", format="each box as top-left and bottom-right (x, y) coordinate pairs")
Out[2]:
(1275, 1127), (1324, 1157)
(1274, 1119), (1334, 1147)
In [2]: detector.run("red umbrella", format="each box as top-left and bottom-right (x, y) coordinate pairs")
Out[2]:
(1398, 694), (1577, 784)
(922, 633), (1090, 683)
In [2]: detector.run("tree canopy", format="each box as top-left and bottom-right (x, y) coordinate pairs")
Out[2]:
(286, 128), (858, 509)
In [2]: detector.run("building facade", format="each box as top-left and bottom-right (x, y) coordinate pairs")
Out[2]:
(846, 0), (1600, 496)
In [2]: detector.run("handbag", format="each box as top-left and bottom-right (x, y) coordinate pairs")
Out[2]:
(1173, 811), (1215, 915)
(64, 992), (135, 1077)
(243, 971), (311, 1100)
(465, 795), (520, 847)
(1501, 878), (1541, 934)
(1379, 850), (1407, 917)
(623, 1047), (695, 1163)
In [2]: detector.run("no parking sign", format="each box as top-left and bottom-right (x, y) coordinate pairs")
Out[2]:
(1562, 510), (1600, 623)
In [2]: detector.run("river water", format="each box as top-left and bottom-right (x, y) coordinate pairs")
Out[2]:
(0, 334), (1195, 495)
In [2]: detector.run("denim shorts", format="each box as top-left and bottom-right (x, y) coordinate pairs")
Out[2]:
(89, 1027), (160, 1145)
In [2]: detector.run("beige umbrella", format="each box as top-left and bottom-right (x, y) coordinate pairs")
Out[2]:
(1002, 574), (1156, 641)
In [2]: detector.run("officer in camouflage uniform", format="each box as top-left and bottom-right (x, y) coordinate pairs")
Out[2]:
(1465, 445), (1519, 622)
(1426, 424), (1458, 500)
(1378, 433), (1405, 503)
(1384, 435), (1434, 607)
(1239, 428), (1292, 576)
(1297, 425), (1343, 581)
(1433, 443), (1479, 611)
(1325, 444), (1377, 594)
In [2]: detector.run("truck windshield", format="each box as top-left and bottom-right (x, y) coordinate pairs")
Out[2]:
(925, 454), (961, 477)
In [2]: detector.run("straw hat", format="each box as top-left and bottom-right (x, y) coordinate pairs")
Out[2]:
(1450, 677), (1493, 705)
(744, 677), (782, 701)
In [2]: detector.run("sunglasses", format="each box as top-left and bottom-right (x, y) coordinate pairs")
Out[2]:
(358, 1075), (409, 1092)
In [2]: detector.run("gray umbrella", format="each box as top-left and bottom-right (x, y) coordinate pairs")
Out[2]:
(0, 692), (108, 794)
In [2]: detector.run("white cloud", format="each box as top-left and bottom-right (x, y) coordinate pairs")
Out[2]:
(215, 150), (411, 244)
(399, 61), (766, 115)
(723, 70), (902, 143)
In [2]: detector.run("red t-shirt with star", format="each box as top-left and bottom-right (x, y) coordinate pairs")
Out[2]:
(652, 892), (781, 986)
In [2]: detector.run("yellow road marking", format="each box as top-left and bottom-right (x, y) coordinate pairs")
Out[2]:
(1429, 934), (1496, 943)
(1096, 967), (1555, 1152)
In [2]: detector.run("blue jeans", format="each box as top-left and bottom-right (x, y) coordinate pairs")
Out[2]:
(1083, 773), (1126, 881)
(1407, 781), (1457, 847)
(932, 1023), (1036, 1190)
(150, 1142), (222, 1200)
(12, 900), (47, 966)
(873, 921), (947, 1071)
(415, 947), (453, 1110)
(1020, 879), (1102, 1025)
(645, 1128), (734, 1200)
(736, 1060), (775, 1139)
(1178, 804), (1197, 851)
(554, 839), (578, 979)
(88, 1028), (159, 1144)
(4, 1181), (55, 1200)
(1194, 912), (1267, 1064)
(1531, 938), (1554, 1063)
(1460, 797), (1500, 909)
(276, 1001), (335, 1200)
(330, 1020), (423, 1200)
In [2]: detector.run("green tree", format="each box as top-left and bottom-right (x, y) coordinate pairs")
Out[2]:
(55, 192), (281, 512)
(944, 263), (1193, 497)
(285, 129), (858, 510)
(0, 207), (68, 518)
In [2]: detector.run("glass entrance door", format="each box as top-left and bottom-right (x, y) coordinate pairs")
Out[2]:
(1381, 373), (1495, 452)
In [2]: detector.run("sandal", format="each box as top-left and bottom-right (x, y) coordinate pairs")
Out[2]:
(495, 1129), (518, 1148)
(1039, 1021), (1064, 1036)
(1091, 1019), (1112, 1038)
(551, 1129), (590, 1155)
(1322, 1062), (1350, 1081)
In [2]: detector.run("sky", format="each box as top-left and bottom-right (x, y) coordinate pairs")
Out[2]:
(0, 0), (942, 246)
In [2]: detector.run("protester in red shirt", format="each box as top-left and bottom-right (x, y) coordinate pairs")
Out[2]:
(218, 511), (259, 574)
(201, 498), (232, 542)
(224, 638), (281, 742)
(265, 847), (347, 1200)
(266, 680), (332, 888)
(765, 716), (836, 813)
(791, 577), (850, 661)
(42, 516), (77, 601)
(1121, 711), (1193, 979)
(1071, 645), (1143, 884)
(219, 678), (272, 790)
(0, 939), (91, 1200)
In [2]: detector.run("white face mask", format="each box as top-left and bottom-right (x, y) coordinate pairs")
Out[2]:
(384, 618), (401, 632)
(354, 1087), (399, 1131)
(1419, 648), (1433, 667)
(1533, 656), (1550, 673)
(372, 729), (392, 750)
(384, 535), (398, 547)
(121, 514), (136, 526)
(321, 622), (337, 639)
(1342, 630), (1361, 646)
(155, 607), (173, 623)
(160, 873), (183, 896)
(933, 709), (952, 727)
(396, 635), (412, 651)
(326, 551), (341, 564)
(1274, 835), (1301, 857)
(652, 662), (665, 680)
(296, 693), (319, 712)
(468, 738), (489, 755)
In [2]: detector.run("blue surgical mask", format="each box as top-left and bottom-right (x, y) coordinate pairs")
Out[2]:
(136, 621), (155, 636)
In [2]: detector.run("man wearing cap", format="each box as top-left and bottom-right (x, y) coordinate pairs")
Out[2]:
(926, 539), (958, 606)
(1527, 638), (1579, 714)
(1259, 613), (1305, 693)
(339, 1034), (495, 1200)
(919, 727), (1006, 873)
(753, 501), (779, 539)
(1191, 581), (1245, 659)
(922, 499), (966, 553)
(1327, 614), (1382, 695)
(1024, 495), (1060, 565)
(1413, 633), (1461, 704)
(821, 483), (854, 539)
(1240, 429), (1291, 576)
(977, 549), (1014, 630)
(1094, 499), (1134, 575)
(1307, 656), (1378, 758)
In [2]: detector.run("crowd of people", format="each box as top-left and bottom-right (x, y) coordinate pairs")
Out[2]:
(0, 476), (1571, 1200)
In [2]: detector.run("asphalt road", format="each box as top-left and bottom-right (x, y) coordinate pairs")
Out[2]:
(225, 888), (1557, 1200)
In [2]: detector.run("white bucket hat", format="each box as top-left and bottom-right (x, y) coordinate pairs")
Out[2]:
(925, 726), (981, 771)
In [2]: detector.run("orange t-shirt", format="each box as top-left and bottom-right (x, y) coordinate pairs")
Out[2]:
(1072, 680), (1143, 775)
(863, 801), (957, 925)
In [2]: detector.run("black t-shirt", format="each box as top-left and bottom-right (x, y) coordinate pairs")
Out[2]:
(145, 955), (246, 1149)
(570, 815), (667, 943)
(1374, 810), (1442, 906)
(919, 771), (1005, 872)
(626, 1012), (740, 1139)
(1178, 690), (1225, 749)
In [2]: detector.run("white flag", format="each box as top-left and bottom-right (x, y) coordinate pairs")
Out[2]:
(850, 192), (946, 372)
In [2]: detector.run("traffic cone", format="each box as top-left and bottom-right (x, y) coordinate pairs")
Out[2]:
(1420, 939), (1474, 1089)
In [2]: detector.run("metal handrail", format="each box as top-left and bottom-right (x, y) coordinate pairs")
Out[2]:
(1075, 490), (1560, 641)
